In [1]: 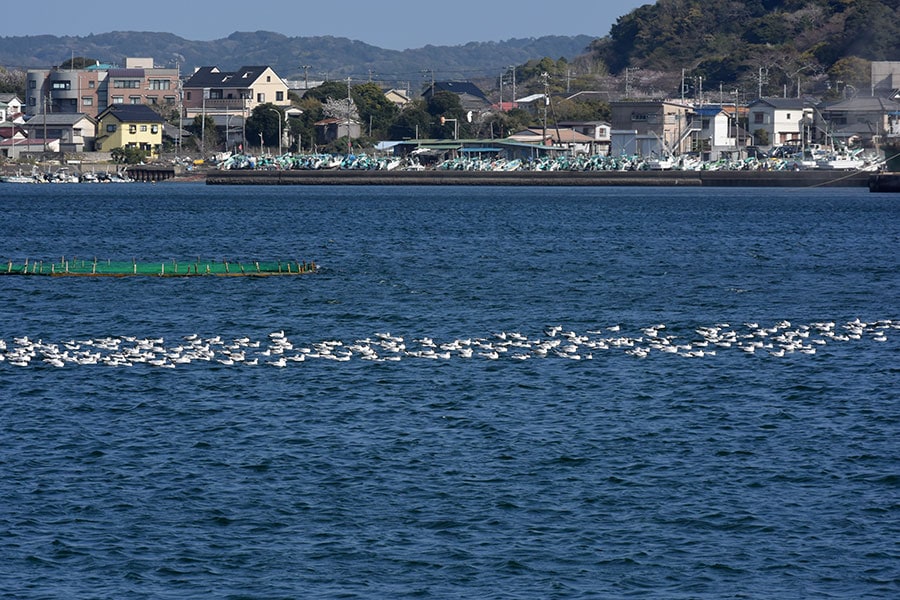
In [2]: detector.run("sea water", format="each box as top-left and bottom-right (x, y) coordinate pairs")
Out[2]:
(0, 183), (897, 598)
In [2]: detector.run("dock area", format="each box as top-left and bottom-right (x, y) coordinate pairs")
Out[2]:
(868, 172), (900, 192)
(3, 258), (317, 277)
(206, 169), (872, 187)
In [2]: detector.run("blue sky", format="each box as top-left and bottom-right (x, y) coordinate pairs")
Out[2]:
(5, 1), (651, 50)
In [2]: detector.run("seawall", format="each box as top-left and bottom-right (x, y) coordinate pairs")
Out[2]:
(206, 169), (871, 187)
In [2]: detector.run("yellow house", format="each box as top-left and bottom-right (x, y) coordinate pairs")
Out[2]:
(94, 104), (166, 157)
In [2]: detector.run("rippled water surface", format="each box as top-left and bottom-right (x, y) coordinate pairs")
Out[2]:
(0, 183), (897, 598)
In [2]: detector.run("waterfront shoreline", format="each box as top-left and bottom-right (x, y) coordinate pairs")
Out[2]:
(206, 169), (872, 187)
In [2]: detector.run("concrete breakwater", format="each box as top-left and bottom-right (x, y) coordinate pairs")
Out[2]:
(206, 169), (871, 187)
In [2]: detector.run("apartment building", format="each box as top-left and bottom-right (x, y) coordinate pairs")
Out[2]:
(25, 58), (180, 118)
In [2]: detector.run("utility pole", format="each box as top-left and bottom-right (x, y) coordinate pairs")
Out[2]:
(201, 87), (209, 158)
(300, 64), (311, 90)
(347, 76), (352, 154)
(43, 93), (48, 153)
(541, 72), (549, 147)
(758, 66), (768, 99)
(422, 69), (435, 97)
(625, 67), (639, 98)
(508, 65), (516, 107)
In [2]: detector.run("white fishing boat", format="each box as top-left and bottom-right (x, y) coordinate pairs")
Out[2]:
(1, 172), (36, 183)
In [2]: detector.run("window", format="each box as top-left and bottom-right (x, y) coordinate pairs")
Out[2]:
(164, 96), (176, 104)
(266, 76), (271, 82)
(82, 97), (93, 106)
(786, 113), (791, 120)
(186, 91), (192, 101)
(276, 91), (284, 102)
(149, 79), (171, 90)
(107, 124), (117, 133)
(129, 96), (141, 104)
(114, 79), (140, 89)
(754, 113), (764, 124)
(129, 125), (137, 134)
(151, 125), (159, 134)
(631, 113), (648, 122)
(29, 80), (36, 89)
(112, 96), (124, 104)
(140, 125), (147, 132)
(88, 80), (95, 88)
(257, 93), (265, 102)
(51, 80), (71, 90)
(147, 96), (158, 105)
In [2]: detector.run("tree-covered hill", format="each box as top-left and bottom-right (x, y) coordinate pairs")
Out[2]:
(0, 31), (593, 84)
(589, 0), (900, 95)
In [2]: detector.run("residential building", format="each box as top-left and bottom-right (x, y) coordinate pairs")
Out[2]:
(0, 124), (28, 159)
(314, 117), (361, 146)
(25, 58), (180, 118)
(609, 100), (695, 156)
(21, 113), (96, 153)
(557, 121), (612, 155)
(870, 61), (900, 96)
(746, 98), (812, 148)
(422, 81), (491, 113)
(0, 94), (23, 121)
(815, 96), (900, 147)
(515, 93), (548, 114)
(0, 136), (59, 158)
(384, 89), (411, 108)
(94, 104), (166, 157)
(688, 106), (741, 160)
(507, 126), (597, 154)
(182, 66), (289, 118)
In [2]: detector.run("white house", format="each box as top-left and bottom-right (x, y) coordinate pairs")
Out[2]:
(691, 106), (739, 160)
(557, 120), (612, 154)
(0, 94), (23, 121)
(747, 98), (812, 148)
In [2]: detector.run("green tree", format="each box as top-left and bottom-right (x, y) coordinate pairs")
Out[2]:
(351, 82), (399, 139)
(244, 103), (283, 152)
(388, 100), (431, 140)
(188, 114), (219, 153)
(552, 98), (611, 123)
(304, 81), (352, 104)
(110, 146), (148, 164)
(827, 56), (872, 97)
(426, 91), (467, 138)
(291, 96), (324, 152)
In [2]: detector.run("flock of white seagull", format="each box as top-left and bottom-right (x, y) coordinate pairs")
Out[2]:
(0, 318), (894, 369)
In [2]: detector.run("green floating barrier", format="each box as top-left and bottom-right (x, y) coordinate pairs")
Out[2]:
(1, 258), (317, 277)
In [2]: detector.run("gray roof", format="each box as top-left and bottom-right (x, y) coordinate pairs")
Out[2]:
(749, 98), (809, 110)
(184, 66), (272, 88)
(425, 81), (489, 102)
(24, 113), (94, 126)
(819, 96), (900, 112)
(97, 104), (166, 123)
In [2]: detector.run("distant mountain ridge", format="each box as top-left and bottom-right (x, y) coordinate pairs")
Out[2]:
(0, 31), (594, 84)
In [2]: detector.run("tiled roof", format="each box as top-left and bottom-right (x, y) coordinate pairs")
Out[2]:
(749, 98), (809, 110)
(184, 66), (272, 88)
(426, 81), (488, 101)
(24, 113), (94, 126)
(97, 104), (166, 123)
